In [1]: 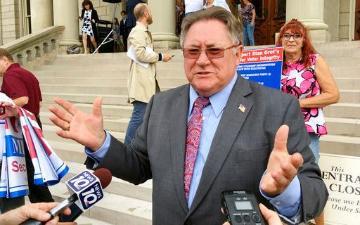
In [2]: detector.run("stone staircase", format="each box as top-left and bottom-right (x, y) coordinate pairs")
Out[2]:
(32, 41), (360, 224)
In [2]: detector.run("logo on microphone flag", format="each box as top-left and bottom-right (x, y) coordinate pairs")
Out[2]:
(66, 171), (104, 211)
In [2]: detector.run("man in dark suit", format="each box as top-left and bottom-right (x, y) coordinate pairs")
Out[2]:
(125, 0), (144, 36)
(119, 10), (129, 51)
(49, 7), (328, 225)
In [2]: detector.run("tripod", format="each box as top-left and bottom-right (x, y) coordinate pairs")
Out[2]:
(93, 2), (119, 54)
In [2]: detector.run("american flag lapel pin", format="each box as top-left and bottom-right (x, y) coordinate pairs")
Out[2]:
(238, 104), (246, 113)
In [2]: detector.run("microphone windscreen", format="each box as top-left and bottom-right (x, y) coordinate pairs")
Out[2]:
(93, 168), (112, 189)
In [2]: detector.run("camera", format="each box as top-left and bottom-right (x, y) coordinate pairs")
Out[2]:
(221, 190), (266, 225)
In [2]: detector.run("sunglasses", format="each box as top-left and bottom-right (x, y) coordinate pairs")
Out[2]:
(182, 44), (240, 59)
(282, 33), (303, 41)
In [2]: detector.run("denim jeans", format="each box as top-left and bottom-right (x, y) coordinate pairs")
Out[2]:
(124, 101), (147, 145)
(243, 23), (255, 46)
(309, 133), (320, 164)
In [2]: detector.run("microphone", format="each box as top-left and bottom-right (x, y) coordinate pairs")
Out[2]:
(21, 168), (112, 225)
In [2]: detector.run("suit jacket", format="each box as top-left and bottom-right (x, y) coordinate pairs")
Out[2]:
(127, 23), (160, 103)
(88, 77), (328, 225)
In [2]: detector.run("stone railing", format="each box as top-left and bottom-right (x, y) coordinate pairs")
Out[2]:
(1, 26), (65, 70)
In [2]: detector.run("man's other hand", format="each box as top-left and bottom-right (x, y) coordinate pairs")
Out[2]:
(162, 53), (173, 62)
(260, 125), (304, 196)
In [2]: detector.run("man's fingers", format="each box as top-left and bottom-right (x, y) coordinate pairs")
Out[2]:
(259, 203), (272, 221)
(92, 97), (103, 118)
(54, 97), (78, 116)
(49, 105), (73, 124)
(291, 153), (304, 169)
(280, 161), (298, 180)
(273, 125), (289, 153)
(22, 204), (52, 222)
(49, 114), (70, 131)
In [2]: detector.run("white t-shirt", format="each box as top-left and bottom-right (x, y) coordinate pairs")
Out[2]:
(185, 0), (204, 14)
(204, 0), (231, 12)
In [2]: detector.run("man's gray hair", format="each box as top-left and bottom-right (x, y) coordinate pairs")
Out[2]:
(180, 7), (243, 47)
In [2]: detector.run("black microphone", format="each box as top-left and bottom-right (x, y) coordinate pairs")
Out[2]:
(21, 168), (112, 225)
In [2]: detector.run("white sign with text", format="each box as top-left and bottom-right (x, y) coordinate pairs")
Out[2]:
(319, 153), (360, 225)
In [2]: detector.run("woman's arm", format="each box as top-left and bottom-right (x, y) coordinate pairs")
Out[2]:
(299, 55), (340, 108)
(251, 6), (256, 26)
(92, 9), (100, 23)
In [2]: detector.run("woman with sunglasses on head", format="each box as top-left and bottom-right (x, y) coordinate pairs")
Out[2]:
(277, 19), (339, 225)
(79, 0), (99, 54)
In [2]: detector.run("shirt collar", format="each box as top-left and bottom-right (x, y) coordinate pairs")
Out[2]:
(136, 21), (148, 31)
(189, 73), (237, 117)
(5, 63), (20, 73)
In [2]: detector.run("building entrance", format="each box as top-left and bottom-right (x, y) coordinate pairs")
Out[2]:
(252, 0), (286, 45)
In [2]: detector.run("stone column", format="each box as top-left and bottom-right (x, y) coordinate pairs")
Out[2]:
(286, 0), (329, 43)
(30, 0), (53, 33)
(148, 0), (179, 49)
(53, 0), (80, 53)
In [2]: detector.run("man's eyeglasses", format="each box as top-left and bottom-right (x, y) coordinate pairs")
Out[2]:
(182, 44), (240, 59)
(282, 33), (303, 41)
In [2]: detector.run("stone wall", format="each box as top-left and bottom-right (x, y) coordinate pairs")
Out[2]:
(0, 0), (20, 45)
(339, 0), (351, 40)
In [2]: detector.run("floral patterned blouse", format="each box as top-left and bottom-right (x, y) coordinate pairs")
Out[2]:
(281, 54), (327, 136)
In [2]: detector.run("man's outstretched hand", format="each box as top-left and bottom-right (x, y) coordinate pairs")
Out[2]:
(49, 97), (106, 151)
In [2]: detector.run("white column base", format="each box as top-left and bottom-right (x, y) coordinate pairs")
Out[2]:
(301, 21), (329, 43)
(152, 33), (180, 50)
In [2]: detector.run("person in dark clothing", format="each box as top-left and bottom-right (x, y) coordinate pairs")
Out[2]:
(125, 0), (144, 42)
(119, 10), (129, 51)
(0, 48), (54, 213)
(80, 0), (100, 53)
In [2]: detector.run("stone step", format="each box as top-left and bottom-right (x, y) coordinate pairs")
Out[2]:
(35, 67), (186, 79)
(324, 103), (360, 119)
(42, 93), (129, 105)
(320, 134), (360, 157)
(42, 102), (133, 118)
(42, 124), (124, 143)
(40, 111), (129, 133)
(49, 182), (152, 225)
(326, 117), (360, 137)
(339, 90), (360, 103)
(335, 78), (360, 89)
(38, 77), (187, 87)
(48, 139), (87, 164)
(40, 84), (129, 95)
(63, 161), (152, 202)
(332, 67), (360, 78)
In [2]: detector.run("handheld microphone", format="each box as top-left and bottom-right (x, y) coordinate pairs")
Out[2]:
(20, 168), (112, 225)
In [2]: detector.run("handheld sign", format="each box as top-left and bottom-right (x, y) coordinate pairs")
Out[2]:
(237, 47), (283, 89)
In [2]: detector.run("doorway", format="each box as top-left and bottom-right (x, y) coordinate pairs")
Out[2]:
(253, 0), (286, 45)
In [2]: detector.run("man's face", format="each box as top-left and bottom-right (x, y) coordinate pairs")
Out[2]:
(183, 20), (242, 97)
(145, 8), (153, 25)
(0, 57), (8, 75)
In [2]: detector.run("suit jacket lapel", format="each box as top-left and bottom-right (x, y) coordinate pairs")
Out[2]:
(188, 78), (254, 215)
(169, 85), (190, 213)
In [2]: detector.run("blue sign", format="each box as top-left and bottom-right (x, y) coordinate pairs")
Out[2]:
(237, 47), (284, 89)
